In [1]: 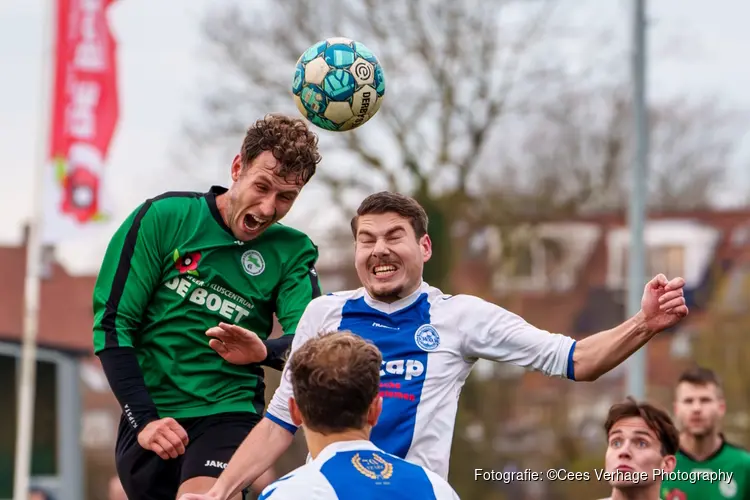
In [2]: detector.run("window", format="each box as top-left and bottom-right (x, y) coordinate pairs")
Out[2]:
(621, 245), (685, 283)
(0, 356), (58, 498)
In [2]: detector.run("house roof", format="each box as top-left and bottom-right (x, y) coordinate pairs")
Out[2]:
(0, 244), (97, 352)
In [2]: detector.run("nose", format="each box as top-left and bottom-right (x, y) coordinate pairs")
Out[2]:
(372, 237), (389, 256)
(617, 444), (633, 459)
(258, 195), (276, 218)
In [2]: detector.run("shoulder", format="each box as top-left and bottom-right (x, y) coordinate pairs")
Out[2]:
(129, 190), (206, 224)
(724, 440), (750, 461)
(424, 289), (502, 318)
(303, 289), (364, 319)
(259, 465), (331, 498)
(263, 223), (318, 249)
(422, 467), (457, 496)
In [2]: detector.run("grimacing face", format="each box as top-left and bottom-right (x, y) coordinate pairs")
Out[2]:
(354, 212), (431, 302)
(674, 382), (725, 438)
(224, 151), (303, 241)
(605, 417), (675, 489)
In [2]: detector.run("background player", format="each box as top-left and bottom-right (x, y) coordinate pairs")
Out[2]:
(598, 397), (679, 500)
(661, 367), (750, 499)
(193, 191), (689, 497)
(183, 330), (459, 499)
(93, 114), (322, 499)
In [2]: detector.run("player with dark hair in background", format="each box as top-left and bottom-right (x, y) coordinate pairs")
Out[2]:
(661, 366), (750, 499)
(599, 397), (679, 500)
(93, 114), (323, 500)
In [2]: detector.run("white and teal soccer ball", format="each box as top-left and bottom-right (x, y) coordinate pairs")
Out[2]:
(292, 37), (386, 132)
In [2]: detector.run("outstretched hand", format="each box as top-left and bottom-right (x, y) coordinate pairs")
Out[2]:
(640, 274), (689, 333)
(206, 322), (267, 365)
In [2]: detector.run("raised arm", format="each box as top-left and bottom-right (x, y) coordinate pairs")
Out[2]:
(459, 274), (687, 382)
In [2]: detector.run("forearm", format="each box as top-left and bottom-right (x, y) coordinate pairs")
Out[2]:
(572, 311), (653, 382)
(97, 347), (160, 430)
(209, 417), (294, 499)
(260, 336), (294, 371)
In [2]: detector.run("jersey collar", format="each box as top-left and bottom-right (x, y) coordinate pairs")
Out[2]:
(678, 433), (727, 462)
(204, 186), (235, 237)
(363, 281), (428, 314)
(314, 439), (381, 464)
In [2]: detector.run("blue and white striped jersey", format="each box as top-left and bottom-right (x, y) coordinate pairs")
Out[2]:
(257, 440), (459, 499)
(266, 282), (577, 479)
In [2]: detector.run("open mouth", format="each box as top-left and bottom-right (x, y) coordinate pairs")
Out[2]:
(243, 213), (269, 234)
(372, 264), (398, 279)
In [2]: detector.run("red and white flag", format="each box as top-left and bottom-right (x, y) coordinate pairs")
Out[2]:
(42, 0), (119, 244)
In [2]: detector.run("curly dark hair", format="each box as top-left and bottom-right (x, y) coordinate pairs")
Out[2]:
(240, 114), (321, 184)
(287, 330), (382, 435)
(604, 397), (680, 456)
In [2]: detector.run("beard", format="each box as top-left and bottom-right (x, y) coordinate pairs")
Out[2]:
(370, 283), (405, 303)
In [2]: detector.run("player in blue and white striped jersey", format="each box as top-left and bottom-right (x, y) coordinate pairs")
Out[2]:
(256, 330), (458, 500)
(180, 191), (689, 500)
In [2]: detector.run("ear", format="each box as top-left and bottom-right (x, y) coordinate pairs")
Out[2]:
(718, 398), (727, 417)
(419, 234), (432, 263)
(366, 397), (383, 427)
(231, 154), (243, 182)
(289, 397), (303, 427)
(662, 454), (677, 473)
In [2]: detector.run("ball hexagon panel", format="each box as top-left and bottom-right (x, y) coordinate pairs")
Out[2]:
(299, 40), (327, 64)
(350, 58), (375, 86)
(304, 58), (330, 86)
(299, 84), (328, 115)
(324, 102), (354, 124)
(324, 44), (357, 69)
(323, 69), (356, 102)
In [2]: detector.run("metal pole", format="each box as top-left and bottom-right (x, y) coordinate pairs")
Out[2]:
(13, 1), (54, 498)
(626, 0), (649, 401)
(57, 356), (84, 500)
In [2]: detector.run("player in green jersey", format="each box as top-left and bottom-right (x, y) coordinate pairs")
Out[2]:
(92, 114), (323, 500)
(661, 367), (750, 499)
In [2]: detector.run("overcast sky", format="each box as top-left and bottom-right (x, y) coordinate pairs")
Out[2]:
(0, 0), (748, 275)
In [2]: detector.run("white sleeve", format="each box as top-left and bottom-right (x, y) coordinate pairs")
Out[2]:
(265, 299), (326, 433)
(457, 295), (576, 379)
(425, 469), (461, 499)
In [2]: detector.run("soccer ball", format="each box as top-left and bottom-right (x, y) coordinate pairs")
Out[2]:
(292, 37), (385, 132)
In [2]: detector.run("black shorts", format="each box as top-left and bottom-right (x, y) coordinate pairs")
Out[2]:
(115, 411), (261, 500)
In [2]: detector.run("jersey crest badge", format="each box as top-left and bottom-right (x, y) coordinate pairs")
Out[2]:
(241, 249), (265, 276)
(351, 452), (393, 481)
(719, 477), (737, 498)
(415, 324), (440, 351)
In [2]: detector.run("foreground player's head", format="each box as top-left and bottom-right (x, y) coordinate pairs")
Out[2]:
(222, 114), (321, 241)
(287, 331), (383, 438)
(604, 398), (678, 494)
(350, 191), (432, 302)
(673, 366), (725, 439)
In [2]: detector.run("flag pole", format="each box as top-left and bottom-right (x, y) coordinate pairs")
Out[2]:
(13, 0), (55, 497)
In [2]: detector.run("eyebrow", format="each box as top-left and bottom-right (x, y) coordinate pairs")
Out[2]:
(357, 226), (407, 238)
(609, 429), (655, 439)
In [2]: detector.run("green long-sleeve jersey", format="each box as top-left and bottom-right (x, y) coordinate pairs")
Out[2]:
(92, 186), (321, 419)
(661, 438), (750, 499)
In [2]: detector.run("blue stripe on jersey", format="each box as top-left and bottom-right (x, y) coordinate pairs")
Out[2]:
(320, 449), (437, 499)
(338, 294), (431, 458)
(266, 412), (297, 434)
(258, 473), (293, 499)
(566, 341), (576, 380)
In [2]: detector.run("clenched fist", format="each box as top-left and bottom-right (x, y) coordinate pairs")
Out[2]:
(137, 417), (189, 460)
